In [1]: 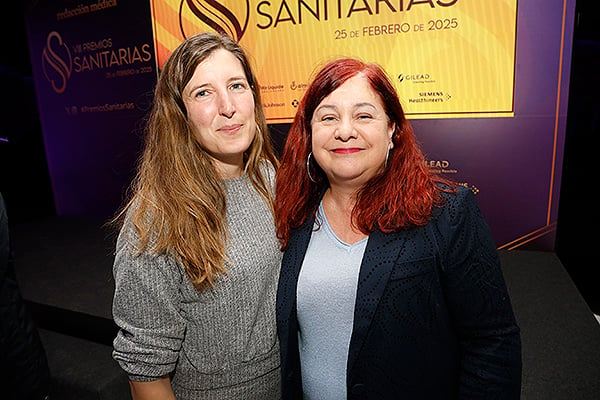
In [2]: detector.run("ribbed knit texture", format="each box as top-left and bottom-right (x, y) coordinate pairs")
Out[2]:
(112, 169), (282, 399)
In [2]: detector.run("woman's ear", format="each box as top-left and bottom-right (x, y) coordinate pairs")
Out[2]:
(388, 122), (395, 149)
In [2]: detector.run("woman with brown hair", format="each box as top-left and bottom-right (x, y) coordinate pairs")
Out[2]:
(111, 32), (281, 399)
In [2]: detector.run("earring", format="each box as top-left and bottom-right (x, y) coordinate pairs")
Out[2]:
(307, 152), (317, 183)
(385, 143), (392, 169)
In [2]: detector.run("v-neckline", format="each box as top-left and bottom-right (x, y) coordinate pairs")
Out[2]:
(318, 202), (368, 250)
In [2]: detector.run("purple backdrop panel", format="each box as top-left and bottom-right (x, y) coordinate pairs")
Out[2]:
(25, 0), (156, 218)
(408, 0), (574, 250)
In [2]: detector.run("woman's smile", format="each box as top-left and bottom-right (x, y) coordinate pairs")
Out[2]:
(331, 147), (361, 154)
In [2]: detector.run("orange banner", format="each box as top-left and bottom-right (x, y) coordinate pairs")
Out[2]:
(150, 1), (518, 122)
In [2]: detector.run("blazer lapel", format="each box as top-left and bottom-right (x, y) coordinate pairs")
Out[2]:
(278, 216), (315, 335)
(347, 229), (406, 374)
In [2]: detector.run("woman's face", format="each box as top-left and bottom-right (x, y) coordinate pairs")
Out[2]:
(183, 48), (256, 178)
(310, 74), (395, 190)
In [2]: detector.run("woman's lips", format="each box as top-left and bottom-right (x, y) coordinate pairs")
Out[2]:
(332, 147), (361, 154)
(219, 124), (242, 134)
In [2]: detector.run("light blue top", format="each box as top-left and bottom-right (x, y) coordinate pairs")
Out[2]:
(296, 202), (368, 400)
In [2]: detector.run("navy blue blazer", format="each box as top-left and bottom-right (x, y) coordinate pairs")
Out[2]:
(276, 186), (522, 399)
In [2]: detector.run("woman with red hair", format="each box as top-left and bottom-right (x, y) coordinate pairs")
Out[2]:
(275, 57), (522, 399)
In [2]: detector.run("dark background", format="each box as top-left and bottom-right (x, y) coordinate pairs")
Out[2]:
(1, 2), (599, 313)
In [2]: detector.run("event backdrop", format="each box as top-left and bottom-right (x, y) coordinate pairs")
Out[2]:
(25, 0), (575, 251)
(24, 0), (157, 218)
(151, 0), (518, 121)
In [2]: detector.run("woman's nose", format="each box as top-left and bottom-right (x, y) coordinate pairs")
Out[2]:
(334, 118), (357, 141)
(218, 91), (235, 118)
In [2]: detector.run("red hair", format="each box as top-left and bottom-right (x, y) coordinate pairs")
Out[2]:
(275, 58), (455, 249)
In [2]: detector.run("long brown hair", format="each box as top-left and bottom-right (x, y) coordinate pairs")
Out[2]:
(275, 58), (453, 249)
(115, 32), (278, 288)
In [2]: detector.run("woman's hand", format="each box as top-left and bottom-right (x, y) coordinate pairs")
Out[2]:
(129, 375), (176, 400)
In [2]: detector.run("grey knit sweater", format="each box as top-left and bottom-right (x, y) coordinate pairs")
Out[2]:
(112, 171), (282, 399)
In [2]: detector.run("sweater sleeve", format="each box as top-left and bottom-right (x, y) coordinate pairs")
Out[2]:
(439, 186), (522, 399)
(111, 220), (187, 381)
